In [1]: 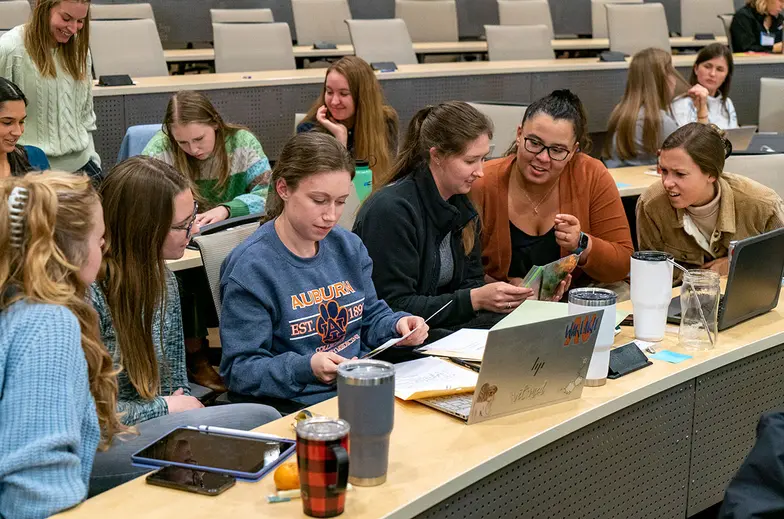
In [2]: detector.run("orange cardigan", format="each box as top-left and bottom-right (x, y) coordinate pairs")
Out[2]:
(470, 154), (633, 284)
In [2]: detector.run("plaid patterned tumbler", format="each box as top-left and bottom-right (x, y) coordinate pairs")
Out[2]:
(295, 417), (350, 518)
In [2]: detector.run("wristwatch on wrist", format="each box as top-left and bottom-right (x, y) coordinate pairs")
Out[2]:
(572, 232), (589, 255)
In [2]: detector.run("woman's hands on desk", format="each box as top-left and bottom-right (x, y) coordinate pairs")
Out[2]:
(164, 388), (205, 414)
(471, 282), (534, 313)
(703, 257), (729, 276)
(395, 316), (429, 346)
(316, 106), (348, 146)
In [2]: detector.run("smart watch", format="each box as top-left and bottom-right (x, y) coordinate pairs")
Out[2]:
(573, 232), (589, 255)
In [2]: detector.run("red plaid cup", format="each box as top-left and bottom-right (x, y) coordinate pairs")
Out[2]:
(295, 417), (350, 518)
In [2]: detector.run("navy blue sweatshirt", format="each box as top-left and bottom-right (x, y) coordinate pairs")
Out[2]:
(219, 221), (408, 405)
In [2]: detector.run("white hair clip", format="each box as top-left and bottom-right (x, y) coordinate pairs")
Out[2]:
(7, 186), (28, 249)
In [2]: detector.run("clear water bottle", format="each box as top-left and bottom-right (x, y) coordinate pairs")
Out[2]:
(678, 270), (720, 351)
(354, 160), (373, 202)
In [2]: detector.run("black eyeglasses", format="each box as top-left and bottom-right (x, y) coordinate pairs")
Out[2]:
(522, 137), (573, 162)
(171, 201), (199, 238)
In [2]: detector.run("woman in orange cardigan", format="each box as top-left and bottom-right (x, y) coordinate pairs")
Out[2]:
(471, 90), (633, 295)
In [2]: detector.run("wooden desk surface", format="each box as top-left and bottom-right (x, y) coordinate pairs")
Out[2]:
(59, 290), (784, 518)
(101, 52), (784, 97)
(165, 248), (202, 272)
(610, 165), (659, 197)
(163, 36), (729, 63)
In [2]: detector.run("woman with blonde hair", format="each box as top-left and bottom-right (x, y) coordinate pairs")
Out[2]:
(220, 132), (426, 407)
(0, 171), (122, 517)
(604, 48), (688, 168)
(297, 56), (399, 181)
(143, 90), (272, 389)
(730, 0), (784, 53)
(89, 156), (279, 495)
(0, 0), (102, 179)
(354, 102), (531, 333)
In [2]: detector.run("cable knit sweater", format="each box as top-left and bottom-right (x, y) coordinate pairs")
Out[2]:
(0, 300), (99, 518)
(0, 25), (100, 172)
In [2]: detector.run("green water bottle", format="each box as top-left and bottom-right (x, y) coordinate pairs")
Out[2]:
(354, 160), (373, 202)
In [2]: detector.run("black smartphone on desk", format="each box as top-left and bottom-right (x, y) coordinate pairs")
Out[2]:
(146, 466), (235, 496)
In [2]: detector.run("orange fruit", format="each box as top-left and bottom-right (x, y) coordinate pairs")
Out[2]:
(274, 461), (300, 491)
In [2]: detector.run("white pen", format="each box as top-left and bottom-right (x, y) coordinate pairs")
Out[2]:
(189, 425), (289, 442)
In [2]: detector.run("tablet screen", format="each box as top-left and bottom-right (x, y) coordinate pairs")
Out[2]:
(134, 428), (293, 475)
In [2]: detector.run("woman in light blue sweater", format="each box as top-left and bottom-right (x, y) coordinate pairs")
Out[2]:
(220, 132), (429, 406)
(0, 0), (101, 180)
(0, 171), (122, 518)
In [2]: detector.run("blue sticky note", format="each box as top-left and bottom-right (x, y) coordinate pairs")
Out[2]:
(615, 182), (630, 188)
(649, 350), (692, 364)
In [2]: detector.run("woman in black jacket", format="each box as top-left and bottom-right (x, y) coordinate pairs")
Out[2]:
(730, 0), (784, 53)
(353, 101), (531, 332)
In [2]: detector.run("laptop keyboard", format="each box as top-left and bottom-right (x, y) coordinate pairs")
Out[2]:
(423, 394), (473, 417)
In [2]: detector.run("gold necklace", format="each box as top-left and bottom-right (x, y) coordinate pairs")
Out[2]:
(520, 180), (558, 215)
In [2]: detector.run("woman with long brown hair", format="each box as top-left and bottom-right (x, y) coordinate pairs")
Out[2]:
(0, 0), (102, 180)
(353, 102), (530, 333)
(604, 48), (687, 168)
(143, 90), (272, 225)
(0, 171), (122, 516)
(671, 43), (738, 129)
(143, 90), (272, 389)
(220, 132), (426, 407)
(297, 56), (398, 181)
(88, 156), (279, 494)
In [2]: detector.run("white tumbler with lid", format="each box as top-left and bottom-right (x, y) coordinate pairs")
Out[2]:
(630, 251), (674, 342)
(568, 288), (617, 387)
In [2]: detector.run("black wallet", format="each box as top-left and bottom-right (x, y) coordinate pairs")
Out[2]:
(98, 74), (133, 87)
(608, 342), (652, 379)
(598, 51), (627, 62)
(370, 61), (398, 72)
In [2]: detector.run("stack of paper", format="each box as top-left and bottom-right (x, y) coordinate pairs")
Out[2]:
(416, 328), (489, 362)
(394, 357), (478, 400)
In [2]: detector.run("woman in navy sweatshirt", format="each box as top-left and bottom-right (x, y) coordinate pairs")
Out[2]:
(219, 132), (428, 406)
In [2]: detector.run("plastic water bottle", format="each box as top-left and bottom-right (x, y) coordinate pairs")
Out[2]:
(354, 160), (373, 202)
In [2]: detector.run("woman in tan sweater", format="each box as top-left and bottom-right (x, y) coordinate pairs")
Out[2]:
(471, 90), (634, 296)
(637, 123), (784, 276)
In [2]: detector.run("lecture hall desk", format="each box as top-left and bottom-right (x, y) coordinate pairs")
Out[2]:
(92, 53), (784, 169)
(162, 36), (730, 64)
(59, 286), (784, 518)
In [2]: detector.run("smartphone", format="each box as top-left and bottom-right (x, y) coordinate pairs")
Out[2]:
(146, 466), (235, 496)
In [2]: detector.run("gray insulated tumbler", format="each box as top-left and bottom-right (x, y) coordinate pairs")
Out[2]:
(337, 359), (395, 486)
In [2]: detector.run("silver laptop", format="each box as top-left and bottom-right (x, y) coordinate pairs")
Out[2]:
(418, 311), (602, 425)
(725, 126), (758, 152)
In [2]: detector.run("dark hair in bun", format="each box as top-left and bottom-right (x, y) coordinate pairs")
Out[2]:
(506, 89), (591, 155)
(660, 122), (731, 179)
